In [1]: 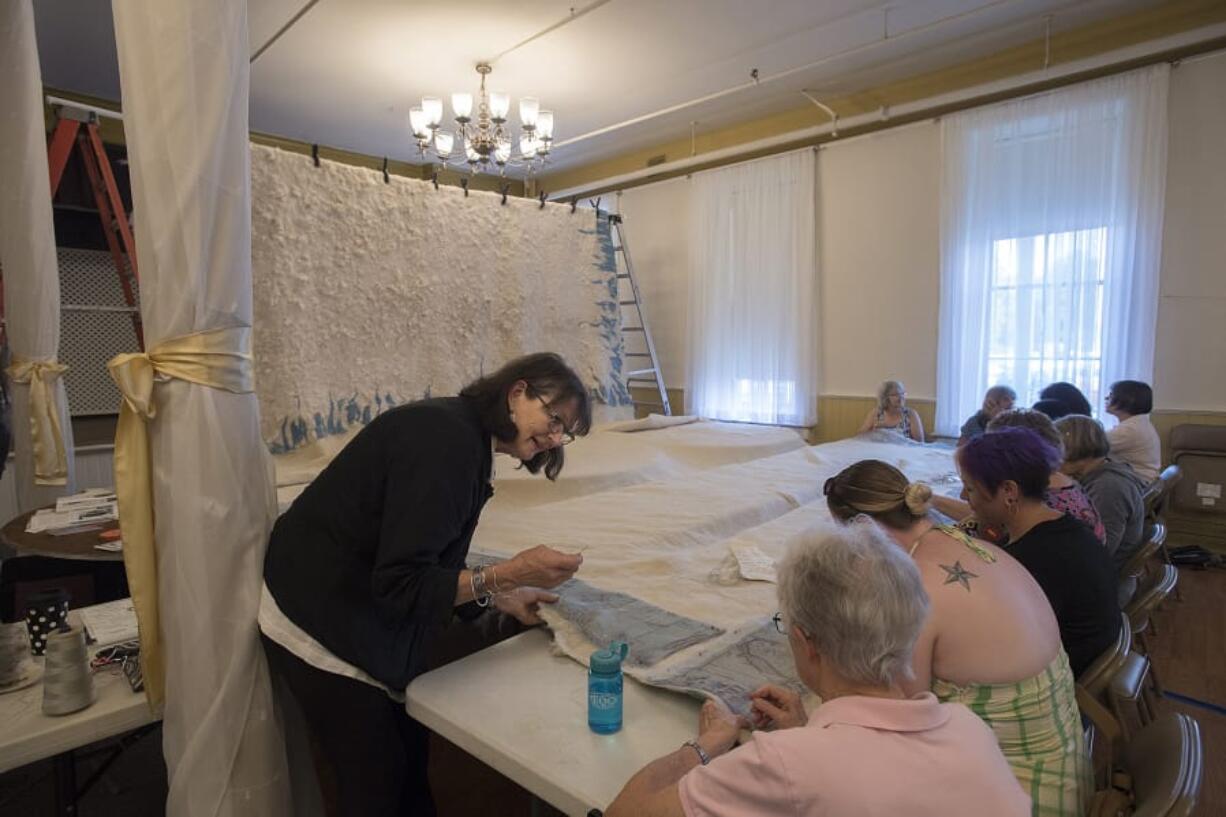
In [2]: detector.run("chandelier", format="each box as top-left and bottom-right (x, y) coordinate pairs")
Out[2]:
(409, 63), (554, 176)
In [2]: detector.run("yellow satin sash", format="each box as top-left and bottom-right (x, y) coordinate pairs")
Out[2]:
(108, 325), (255, 710)
(5, 357), (70, 486)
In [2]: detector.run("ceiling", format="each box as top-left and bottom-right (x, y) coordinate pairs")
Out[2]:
(31, 0), (1209, 181)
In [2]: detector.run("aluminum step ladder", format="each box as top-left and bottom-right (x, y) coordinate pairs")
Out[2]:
(608, 213), (671, 416)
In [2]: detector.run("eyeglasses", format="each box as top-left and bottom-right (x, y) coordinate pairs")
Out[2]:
(536, 395), (576, 445)
(771, 612), (785, 634)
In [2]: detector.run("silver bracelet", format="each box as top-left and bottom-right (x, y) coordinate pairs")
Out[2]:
(683, 739), (710, 765)
(470, 565), (493, 607)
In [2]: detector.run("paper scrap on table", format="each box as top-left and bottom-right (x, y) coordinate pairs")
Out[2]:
(731, 545), (777, 583)
(95, 540), (124, 552)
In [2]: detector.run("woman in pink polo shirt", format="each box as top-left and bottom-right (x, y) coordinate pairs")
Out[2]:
(605, 520), (1029, 817)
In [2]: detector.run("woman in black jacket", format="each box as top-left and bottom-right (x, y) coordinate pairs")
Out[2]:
(260, 352), (592, 815)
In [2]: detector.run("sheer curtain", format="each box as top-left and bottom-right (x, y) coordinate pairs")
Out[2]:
(110, 1), (290, 814)
(936, 65), (1169, 435)
(688, 149), (818, 426)
(0, 0), (77, 510)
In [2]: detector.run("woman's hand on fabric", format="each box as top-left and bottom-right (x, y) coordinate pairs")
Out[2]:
(697, 699), (748, 757)
(492, 587), (559, 626)
(505, 545), (582, 589)
(749, 684), (806, 731)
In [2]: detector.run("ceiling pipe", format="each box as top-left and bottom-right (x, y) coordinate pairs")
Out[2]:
(800, 91), (838, 138)
(547, 24), (1226, 202)
(45, 95), (122, 120)
(551, 0), (1030, 150)
(250, 0), (323, 64)
(486, 0), (613, 64)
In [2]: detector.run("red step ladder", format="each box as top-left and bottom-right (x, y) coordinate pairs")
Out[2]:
(0, 104), (143, 349)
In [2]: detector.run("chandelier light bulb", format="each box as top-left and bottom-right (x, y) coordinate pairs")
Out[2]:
(494, 139), (512, 165)
(519, 97), (539, 129)
(434, 131), (454, 157)
(408, 106), (428, 139)
(422, 97), (443, 128)
(489, 91), (510, 122)
(536, 110), (554, 140)
(452, 92), (473, 122)
(465, 139), (480, 163)
(519, 134), (538, 158)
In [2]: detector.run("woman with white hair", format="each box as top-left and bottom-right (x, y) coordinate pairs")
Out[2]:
(857, 379), (925, 442)
(605, 522), (1028, 817)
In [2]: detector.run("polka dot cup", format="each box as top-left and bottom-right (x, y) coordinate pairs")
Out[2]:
(25, 589), (71, 657)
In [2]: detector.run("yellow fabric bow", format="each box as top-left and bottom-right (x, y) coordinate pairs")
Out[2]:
(5, 358), (70, 486)
(108, 325), (255, 710)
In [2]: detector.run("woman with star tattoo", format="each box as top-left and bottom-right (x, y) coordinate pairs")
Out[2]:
(825, 456), (1092, 817)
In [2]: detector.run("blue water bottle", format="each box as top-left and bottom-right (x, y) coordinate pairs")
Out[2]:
(588, 641), (629, 734)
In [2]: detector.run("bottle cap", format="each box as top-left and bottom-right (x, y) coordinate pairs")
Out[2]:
(590, 641), (628, 674)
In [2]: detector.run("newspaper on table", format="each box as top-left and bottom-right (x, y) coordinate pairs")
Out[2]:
(27, 489), (118, 534)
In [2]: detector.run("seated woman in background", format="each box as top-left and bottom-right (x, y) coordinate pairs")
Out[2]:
(958, 385), (1016, 445)
(1032, 398), (1073, 421)
(825, 460), (1089, 816)
(933, 409), (1106, 546)
(1039, 381), (1094, 418)
(958, 428), (1119, 678)
(1105, 380), (1161, 481)
(1056, 415), (1148, 603)
(605, 522), (1029, 817)
(857, 379), (925, 442)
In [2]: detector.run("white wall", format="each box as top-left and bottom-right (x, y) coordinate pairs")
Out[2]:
(611, 53), (1226, 416)
(615, 178), (692, 394)
(1154, 52), (1226, 412)
(817, 122), (942, 399)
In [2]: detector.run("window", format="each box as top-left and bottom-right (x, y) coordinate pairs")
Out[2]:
(987, 227), (1107, 408)
(935, 66), (1169, 436)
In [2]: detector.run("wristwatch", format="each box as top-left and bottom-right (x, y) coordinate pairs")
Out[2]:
(683, 739), (711, 765)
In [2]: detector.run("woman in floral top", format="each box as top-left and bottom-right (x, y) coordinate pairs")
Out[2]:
(932, 409), (1106, 546)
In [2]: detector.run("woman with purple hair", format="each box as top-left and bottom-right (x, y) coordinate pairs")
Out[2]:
(957, 428), (1118, 678)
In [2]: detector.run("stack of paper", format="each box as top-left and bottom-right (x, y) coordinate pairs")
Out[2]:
(79, 598), (139, 646)
(27, 489), (118, 534)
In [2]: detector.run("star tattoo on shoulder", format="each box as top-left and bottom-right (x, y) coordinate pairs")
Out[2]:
(939, 560), (979, 591)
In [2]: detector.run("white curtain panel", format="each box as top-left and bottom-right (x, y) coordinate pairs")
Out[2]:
(0, 0), (76, 510)
(687, 149), (819, 426)
(936, 65), (1169, 435)
(110, 1), (290, 814)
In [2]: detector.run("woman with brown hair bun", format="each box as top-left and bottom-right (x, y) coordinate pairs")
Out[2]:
(826, 459), (1090, 816)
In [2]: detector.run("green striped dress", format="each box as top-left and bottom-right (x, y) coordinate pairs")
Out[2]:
(932, 651), (1091, 817)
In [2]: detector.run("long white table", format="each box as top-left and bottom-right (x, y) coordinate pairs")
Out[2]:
(406, 628), (700, 817)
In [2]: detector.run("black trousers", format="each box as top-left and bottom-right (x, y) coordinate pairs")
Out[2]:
(262, 612), (526, 817)
(262, 634), (436, 817)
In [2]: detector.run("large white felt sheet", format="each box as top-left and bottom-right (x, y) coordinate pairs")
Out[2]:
(249, 144), (629, 453)
(272, 418), (808, 512)
(501, 434), (961, 679)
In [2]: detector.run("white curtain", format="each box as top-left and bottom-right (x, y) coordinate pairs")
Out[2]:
(936, 66), (1169, 436)
(110, 1), (290, 814)
(687, 149), (818, 426)
(0, 0), (77, 510)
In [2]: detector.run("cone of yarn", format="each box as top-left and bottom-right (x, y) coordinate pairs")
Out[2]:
(42, 627), (95, 715)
